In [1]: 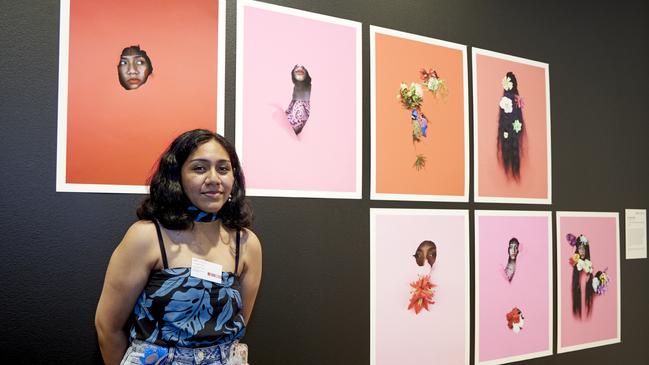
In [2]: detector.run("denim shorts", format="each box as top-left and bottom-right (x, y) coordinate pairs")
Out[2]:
(120, 339), (233, 365)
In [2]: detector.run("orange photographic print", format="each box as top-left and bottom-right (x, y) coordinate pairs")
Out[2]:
(371, 26), (468, 202)
(472, 48), (552, 204)
(57, 0), (225, 193)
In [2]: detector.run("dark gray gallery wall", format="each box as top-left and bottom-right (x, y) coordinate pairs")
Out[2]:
(0, 0), (647, 364)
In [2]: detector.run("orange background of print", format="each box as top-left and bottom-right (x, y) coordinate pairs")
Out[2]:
(375, 33), (466, 196)
(475, 53), (549, 199)
(66, 0), (219, 185)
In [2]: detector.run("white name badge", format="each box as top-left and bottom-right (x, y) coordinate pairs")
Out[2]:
(191, 257), (223, 284)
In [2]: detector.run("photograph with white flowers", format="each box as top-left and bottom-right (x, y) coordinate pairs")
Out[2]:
(472, 48), (551, 204)
(370, 26), (469, 202)
(475, 210), (552, 365)
(557, 212), (621, 354)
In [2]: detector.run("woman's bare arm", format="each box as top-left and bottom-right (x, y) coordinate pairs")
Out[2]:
(95, 221), (160, 365)
(238, 229), (263, 325)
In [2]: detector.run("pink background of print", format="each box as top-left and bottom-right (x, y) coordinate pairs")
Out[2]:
(558, 215), (619, 348)
(475, 53), (549, 199)
(374, 212), (468, 365)
(240, 5), (359, 192)
(477, 214), (551, 362)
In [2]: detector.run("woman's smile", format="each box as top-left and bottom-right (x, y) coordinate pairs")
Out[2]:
(201, 191), (223, 199)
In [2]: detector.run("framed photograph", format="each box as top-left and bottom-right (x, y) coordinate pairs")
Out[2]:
(236, 0), (362, 199)
(370, 26), (469, 202)
(370, 209), (470, 365)
(556, 211), (621, 353)
(472, 48), (552, 204)
(57, 0), (226, 193)
(474, 210), (553, 364)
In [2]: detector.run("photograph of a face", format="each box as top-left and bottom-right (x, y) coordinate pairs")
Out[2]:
(117, 45), (153, 91)
(57, 0), (226, 193)
(371, 209), (469, 365)
(472, 48), (552, 204)
(475, 210), (552, 365)
(557, 212), (621, 353)
(371, 26), (469, 202)
(236, 1), (362, 199)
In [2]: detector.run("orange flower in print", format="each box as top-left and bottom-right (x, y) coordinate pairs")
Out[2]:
(568, 253), (580, 266)
(408, 275), (436, 314)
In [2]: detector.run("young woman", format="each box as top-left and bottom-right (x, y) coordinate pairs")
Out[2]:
(96, 130), (262, 364)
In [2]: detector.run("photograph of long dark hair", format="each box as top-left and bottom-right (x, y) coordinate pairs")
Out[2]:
(497, 71), (525, 180)
(571, 242), (594, 318)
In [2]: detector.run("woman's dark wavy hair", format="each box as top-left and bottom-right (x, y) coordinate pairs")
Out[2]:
(497, 71), (525, 180)
(507, 237), (520, 259)
(571, 241), (593, 318)
(137, 129), (252, 231)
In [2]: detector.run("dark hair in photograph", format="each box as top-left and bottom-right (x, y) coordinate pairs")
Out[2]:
(507, 237), (520, 255)
(571, 242), (592, 317)
(121, 45), (154, 74)
(497, 72), (525, 180)
(137, 129), (252, 231)
(584, 270), (601, 317)
(413, 240), (437, 267)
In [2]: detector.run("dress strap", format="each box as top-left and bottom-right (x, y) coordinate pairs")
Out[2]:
(234, 229), (241, 275)
(153, 220), (169, 269)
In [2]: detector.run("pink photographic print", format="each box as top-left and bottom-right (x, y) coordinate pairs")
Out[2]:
(236, 1), (362, 199)
(557, 212), (621, 353)
(370, 209), (469, 365)
(475, 211), (552, 365)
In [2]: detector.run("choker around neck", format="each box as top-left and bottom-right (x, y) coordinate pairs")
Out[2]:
(187, 205), (218, 223)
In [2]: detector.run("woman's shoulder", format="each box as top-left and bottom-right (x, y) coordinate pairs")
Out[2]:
(234, 227), (261, 258)
(106, 220), (162, 273)
(117, 220), (160, 256)
(240, 227), (261, 247)
(236, 227), (261, 270)
(125, 220), (158, 239)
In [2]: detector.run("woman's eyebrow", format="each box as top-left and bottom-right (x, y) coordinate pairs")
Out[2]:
(188, 158), (231, 163)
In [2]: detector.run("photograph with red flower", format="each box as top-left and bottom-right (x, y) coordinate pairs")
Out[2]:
(371, 209), (469, 365)
(371, 26), (469, 202)
(475, 210), (552, 365)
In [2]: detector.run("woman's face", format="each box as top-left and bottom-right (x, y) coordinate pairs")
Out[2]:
(118, 53), (151, 90)
(577, 243), (586, 259)
(413, 242), (437, 267)
(292, 65), (307, 82)
(181, 140), (235, 214)
(508, 242), (519, 260)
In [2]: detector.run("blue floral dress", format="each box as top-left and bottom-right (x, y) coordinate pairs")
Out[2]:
(129, 268), (245, 347)
(122, 222), (245, 365)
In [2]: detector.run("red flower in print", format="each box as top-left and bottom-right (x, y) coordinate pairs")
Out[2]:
(506, 307), (524, 333)
(408, 275), (436, 314)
